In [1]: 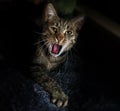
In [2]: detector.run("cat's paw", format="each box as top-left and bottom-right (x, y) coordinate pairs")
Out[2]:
(51, 90), (68, 107)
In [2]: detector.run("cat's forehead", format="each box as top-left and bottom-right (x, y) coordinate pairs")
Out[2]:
(60, 19), (72, 27)
(59, 18), (69, 24)
(50, 18), (72, 28)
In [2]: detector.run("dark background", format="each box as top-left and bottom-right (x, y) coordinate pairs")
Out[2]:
(0, 0), (120, 110)
(79, 0), (120, 24)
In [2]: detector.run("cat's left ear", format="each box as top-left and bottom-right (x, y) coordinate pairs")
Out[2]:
(44, 3), (59, 22)
(72, 15), (85, 31)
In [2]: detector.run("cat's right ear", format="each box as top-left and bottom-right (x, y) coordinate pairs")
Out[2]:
(44, 3), (59, 22)
(72, 15), (85, 31)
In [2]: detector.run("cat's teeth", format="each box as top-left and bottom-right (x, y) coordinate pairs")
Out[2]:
(49, 45), (52, 51)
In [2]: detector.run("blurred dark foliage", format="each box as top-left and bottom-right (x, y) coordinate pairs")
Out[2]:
(77, 0), (120, 24)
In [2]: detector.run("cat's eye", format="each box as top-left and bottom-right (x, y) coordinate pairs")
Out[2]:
(51, 27), (57, 33)
(66, 31), (72, 35)
(54, 23), (58, 27)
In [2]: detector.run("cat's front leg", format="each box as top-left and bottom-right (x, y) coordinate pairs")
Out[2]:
(32, 71), (68, 107)
(43, 75), (68, 107)
(51, 87), (68, 107)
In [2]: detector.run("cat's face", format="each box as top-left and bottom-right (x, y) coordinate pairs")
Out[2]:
(42, 3), (84, 57)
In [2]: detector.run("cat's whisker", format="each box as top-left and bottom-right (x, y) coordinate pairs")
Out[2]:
(66, 40), (69, 62)
(34, 41), (43, 45)
(72, 47), (80, 57)
(70, 50), (73, 61)
(67, 51), (72, 71)
(42, 42), (50, 51)
(34, 32), (46, 36)
(43, 42), (50, 51)
(33, 38), (49, 45)
(66, 51), (69, 62)
(37, 41), (49, 55)
(40, 41), (49, 49)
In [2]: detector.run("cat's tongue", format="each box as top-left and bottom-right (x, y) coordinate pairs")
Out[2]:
(52, 44), (60, 54)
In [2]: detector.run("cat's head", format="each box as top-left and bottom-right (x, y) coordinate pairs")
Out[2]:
(42, 3), (84, 57)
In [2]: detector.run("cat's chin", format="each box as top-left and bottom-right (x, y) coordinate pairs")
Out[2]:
(49, 49), (61, 58)
(50, 52), (60, 57)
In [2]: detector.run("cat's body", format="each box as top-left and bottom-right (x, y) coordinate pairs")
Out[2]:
(31, 3), (84, 107)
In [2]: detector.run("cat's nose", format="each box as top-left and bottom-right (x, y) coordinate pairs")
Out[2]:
(56, 33), (64, 44)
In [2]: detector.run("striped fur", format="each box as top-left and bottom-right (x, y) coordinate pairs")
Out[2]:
(31, 3), (84, 107)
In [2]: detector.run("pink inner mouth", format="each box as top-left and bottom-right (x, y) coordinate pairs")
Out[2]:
(52, 44), (61, 54)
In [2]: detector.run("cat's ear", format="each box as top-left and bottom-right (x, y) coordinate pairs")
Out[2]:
(72, 15), (85, 30)
(44, 3), (59, 22)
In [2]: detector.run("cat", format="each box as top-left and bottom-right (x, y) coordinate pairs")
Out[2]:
(31, 3), (84, 107)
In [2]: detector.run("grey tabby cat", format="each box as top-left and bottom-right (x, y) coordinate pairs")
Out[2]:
(31, 3), (84, 107)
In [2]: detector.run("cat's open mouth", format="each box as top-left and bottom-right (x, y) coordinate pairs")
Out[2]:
(49, 43), (62, 57)
(52, 43), (62, 54)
